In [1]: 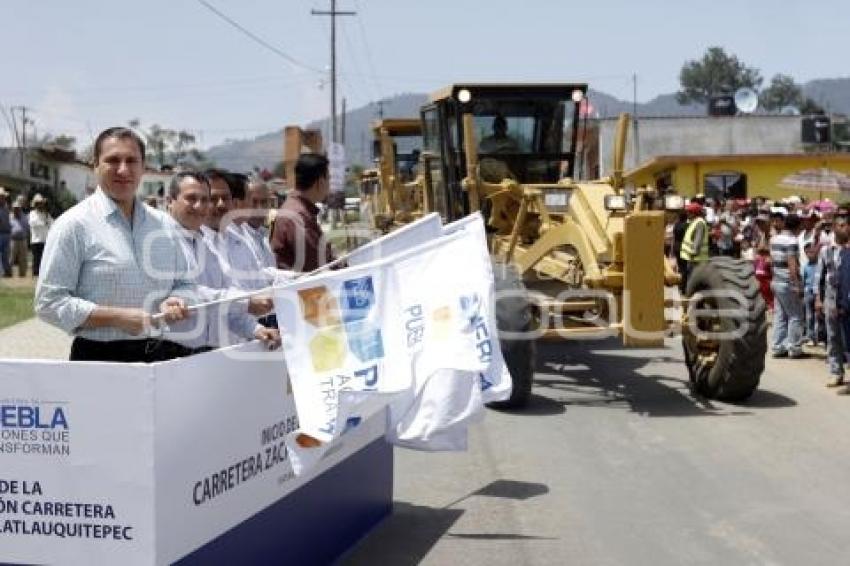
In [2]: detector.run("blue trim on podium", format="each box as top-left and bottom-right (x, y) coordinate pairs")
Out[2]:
(174, 437), (393, 566)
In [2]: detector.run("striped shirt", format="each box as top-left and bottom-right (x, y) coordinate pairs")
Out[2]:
(770, 231), (799, 285)
(35, 187), (196, 341)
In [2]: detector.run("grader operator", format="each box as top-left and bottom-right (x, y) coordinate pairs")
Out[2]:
(411, 83), (767, 408)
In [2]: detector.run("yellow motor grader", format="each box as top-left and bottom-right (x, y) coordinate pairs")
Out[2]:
(359, 118), (424, 232)
(408, 83), (767, 408)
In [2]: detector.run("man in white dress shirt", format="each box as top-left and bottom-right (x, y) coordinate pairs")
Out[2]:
(35, 127), (193, 362)
(165, 171), (279, 351)
(201, 169), (270, 291)
(241, 179), (276, 269)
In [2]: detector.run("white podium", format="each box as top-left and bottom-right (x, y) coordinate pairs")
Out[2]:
(0, 343), (392, 565)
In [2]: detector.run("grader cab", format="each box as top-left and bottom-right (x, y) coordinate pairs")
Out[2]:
(359, 118), (424, 232)
(414, 83), (767, 408)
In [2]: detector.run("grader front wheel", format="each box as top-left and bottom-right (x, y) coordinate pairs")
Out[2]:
(681, 257), (768, 401)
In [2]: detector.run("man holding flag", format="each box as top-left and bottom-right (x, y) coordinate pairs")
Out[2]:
(164, 170), (280, 351)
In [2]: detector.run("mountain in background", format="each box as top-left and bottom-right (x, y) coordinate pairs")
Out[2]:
(803, 78), (850, 113)
(205, 78), (850, 173)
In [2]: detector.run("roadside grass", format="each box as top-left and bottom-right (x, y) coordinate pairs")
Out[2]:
(0, 286), (35, 330)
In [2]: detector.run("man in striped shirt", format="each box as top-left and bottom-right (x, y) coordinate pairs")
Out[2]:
(770, 213), (805, 358)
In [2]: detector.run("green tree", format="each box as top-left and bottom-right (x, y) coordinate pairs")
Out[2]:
(759, 74), (803, 111)
(800, 97), (825, 115)
(128, 119), (208, 169)
(677, 47), (763, 105)
(173, 130), (197, 163)
(757, 74), (825, 114)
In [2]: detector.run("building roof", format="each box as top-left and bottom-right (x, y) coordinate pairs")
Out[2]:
(626, 152), (850, 177)
(596, 114), (822, 122)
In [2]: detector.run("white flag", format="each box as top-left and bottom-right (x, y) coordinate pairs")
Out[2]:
(274, 213), (508, 472)
(385, 214), (511, 450)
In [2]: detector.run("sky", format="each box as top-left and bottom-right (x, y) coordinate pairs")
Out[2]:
(1, 0), (848, 150)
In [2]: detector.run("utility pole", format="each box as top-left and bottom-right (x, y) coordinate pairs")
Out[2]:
(341, 97), (347, 144)
(376, 99), (385, 120)
(11, 106), (31, 173)
(311, 1), (355, 144)
(632, 73), (640, 167)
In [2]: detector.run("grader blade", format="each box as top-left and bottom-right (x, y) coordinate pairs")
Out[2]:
(623, 211), (666, 347)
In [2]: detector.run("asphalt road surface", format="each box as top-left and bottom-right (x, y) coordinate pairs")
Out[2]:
(344, 338), (850, 566)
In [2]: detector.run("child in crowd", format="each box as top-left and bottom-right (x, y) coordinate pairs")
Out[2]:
(802, 242), (820, 346)
(740, 237), (754, 261)
(754, 247), (774, 311)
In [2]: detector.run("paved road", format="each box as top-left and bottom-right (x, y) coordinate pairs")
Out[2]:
(345, 337), (850, 566)
(0, 317), (70, 360)
(3, 318), (845, 564)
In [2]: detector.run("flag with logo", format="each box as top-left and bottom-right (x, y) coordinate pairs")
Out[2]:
(274, 213), (511, 472)
(386, 214), (511, 450)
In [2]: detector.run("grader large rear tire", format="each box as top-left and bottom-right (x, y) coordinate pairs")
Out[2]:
(487, 262), (536, 410)
(682, 257), (768, 401)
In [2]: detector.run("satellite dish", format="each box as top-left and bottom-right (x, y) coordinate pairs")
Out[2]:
(780, 105), (801, 116)
(734, 87), (759, 114)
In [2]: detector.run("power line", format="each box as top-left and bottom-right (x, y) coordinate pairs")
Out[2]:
(45, 79), (317, 112)
(311, 0), (356, 143)
(314, 14), (365, 108)
(0, 73), (312, 98)
(196, 0), (324, 74)
(352, 0), (384, 97)
(340, 20), (376, 102)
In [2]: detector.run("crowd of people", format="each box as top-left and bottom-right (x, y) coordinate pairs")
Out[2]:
(22, 126), (334, 363)
(669, 193), (850, 393)
(0, 188), (54, 278)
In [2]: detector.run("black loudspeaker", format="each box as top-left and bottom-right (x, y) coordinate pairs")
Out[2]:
(708, 95), (736, 116)
(802, 116), (831, 144)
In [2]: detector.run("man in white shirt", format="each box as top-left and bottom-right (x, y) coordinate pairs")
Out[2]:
(241, 179), (276, 269)
(35, 127), (193, 362)
(28, 193), (52, 277)
(202, 169), (270, 291)
(770, 213), (804, 358)
(166, 171), (279, 351)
